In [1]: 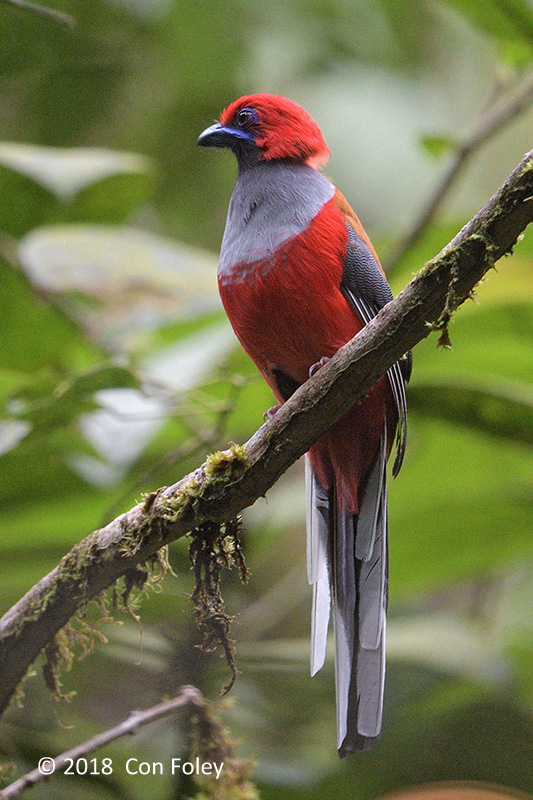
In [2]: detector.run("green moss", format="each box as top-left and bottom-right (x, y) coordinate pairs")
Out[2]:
(141, 489), (159, 512)
(205, 443), (247, 478)
(10, 439), (250, 710)
(36, 546), (174, 704)
(118, 524), (149, 558)
(189, 695), (259, 800)
(188, 518), (248, 696)
(115, 546), (173, 619)
(15, 537), (101, 634)
(43, 628), (76, 701)
(12, 666), (37, 709)
(160, 477), (201, 522)
(421, 229), (498, 349)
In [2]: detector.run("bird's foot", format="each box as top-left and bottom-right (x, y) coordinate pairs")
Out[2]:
(309, 356), (330, 377)
(263, 404), (281, 422)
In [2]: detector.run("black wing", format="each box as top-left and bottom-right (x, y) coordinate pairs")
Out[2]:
(340, 224), (411, 476)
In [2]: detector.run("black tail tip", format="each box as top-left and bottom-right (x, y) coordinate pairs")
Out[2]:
(338, 732), (381, 758)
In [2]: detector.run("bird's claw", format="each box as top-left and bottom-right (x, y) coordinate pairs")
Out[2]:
(309, 356), (330, 377)
(263, 404), (281, 422)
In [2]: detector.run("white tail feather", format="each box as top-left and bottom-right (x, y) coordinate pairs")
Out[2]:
(306, 456), (331, 676)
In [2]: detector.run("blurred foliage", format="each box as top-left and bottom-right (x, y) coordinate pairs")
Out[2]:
(0, 1), (532, 799)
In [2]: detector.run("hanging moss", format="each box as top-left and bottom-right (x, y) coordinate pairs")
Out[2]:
(188, 517), (248, 696)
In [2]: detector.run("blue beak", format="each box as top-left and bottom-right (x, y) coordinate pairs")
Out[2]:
(197, 123), (255, 148)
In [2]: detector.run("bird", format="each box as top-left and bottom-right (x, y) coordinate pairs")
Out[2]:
(198, 94), (411, 756)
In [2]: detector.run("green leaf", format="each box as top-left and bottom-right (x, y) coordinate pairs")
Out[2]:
(0, 163), (55, 237)
(17, 224), (220, 353)
(439, 0), (533, 63)
(69, 171), (155, 223)
(0, 256), (99, 372)
(420, 134), (458, 159)
(408, 377), (533, 445)
(0, 144), (155, 233)
(0, 143), (153, 202)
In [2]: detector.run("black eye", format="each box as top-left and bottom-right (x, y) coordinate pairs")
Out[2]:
(236, 108), (257, 127)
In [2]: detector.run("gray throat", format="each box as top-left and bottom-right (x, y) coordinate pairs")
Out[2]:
(218, 161), (334, 278)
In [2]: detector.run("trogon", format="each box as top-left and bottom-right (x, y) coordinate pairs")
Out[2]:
(198, 94), (411, 756)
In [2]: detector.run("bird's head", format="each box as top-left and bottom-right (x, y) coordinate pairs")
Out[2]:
(197, 94), (331, 169)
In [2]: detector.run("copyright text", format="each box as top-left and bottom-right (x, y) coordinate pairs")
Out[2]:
(38, 756), (224, 780)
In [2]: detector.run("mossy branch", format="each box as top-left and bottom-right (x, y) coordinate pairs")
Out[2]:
(0, 148), (532, 720)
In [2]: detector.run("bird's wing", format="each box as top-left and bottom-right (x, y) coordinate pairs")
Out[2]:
(335, 190), (410, 475)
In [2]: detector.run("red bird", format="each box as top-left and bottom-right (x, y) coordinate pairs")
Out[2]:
(198, 94), (410, 756)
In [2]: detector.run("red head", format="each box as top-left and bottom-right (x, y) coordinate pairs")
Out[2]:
(198, 94), (331, 169)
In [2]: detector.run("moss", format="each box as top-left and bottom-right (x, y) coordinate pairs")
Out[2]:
(141, 489), (159, 512)
(10, 439), (250, 709)
(12, 537), (103, 642)
(12, 666), (37, 709)
(188, 517), (248, 696)
(205, 443), (247, 479)
(36, 545), (173, 704)
(118, 525), (149, 558)
(139, 445), (247, 531)
(21, 542), (90, 624)
(115, 546), (173, 620)
(43, 629), (76, 701)
(160, 477), (201, 522)
(423, 231), (497, 348)
(7, 440), (250, 712)
(189, 697), (258, 800)
(40, 593), (119, 702)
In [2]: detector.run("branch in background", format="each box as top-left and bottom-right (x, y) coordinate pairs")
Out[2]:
(0, 148), (532, 721)
(0, 685), (257, 800)
(385, 70), (533, 273)
(0, 687), (203, 800)
(0, 0), (74, 27)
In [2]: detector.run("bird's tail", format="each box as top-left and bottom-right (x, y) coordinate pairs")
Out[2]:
(305, 431), (388, 756)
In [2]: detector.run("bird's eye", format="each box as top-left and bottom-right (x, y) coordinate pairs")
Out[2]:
(236, 108), (257, 127)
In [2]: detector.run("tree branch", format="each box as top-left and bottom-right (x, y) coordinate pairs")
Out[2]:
(0, 0), (74, 27)
(0, 686), (206, 800)
(0, 148), (532, 720)
(385, 70), (533, 272)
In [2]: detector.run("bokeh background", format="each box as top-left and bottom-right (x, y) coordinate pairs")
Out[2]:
(0, 1), (532, 798)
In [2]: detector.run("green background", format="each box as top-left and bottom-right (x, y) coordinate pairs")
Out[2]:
(0, 0), (532, 798)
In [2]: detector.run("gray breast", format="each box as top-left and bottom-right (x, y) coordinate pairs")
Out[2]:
(219, 162), (334, 277)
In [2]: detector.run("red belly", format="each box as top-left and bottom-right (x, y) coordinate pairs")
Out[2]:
(219, 199), (393, 513)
